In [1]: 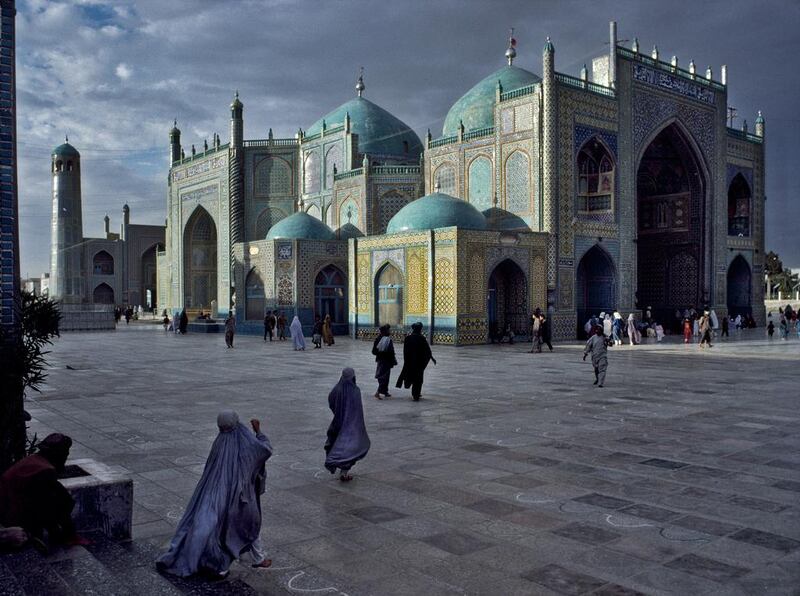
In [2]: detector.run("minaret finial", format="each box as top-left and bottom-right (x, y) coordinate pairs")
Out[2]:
(65, 134), (68, 143)
(505, 28), (517, 66)
(356, 67), (365, 97)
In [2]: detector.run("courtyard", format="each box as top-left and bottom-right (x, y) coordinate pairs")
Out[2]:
(2, 327), (800, 595)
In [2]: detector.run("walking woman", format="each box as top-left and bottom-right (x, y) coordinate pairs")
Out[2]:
(626, 313), (641, 345)
(322, 314), (335, 346)
(372, 325), (397, 399)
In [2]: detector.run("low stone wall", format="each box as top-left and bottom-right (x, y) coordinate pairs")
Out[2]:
(58, 305), (116, 331)
(59, 458), (133, 540)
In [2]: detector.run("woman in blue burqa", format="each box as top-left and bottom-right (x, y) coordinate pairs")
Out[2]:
(324, 368), (371, 482)
(156, 410), (273, 578)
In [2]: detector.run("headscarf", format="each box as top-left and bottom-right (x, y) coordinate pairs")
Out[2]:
(156, 411), (272, 577)
(411, 322), (423, 334)
(37, 433), (72, 471)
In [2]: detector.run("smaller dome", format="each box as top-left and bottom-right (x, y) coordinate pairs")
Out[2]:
(336, 223), (363, 240)
(483, 207), (531, 232)
(266, 212), (336, 241)
(53, 142), (79, 157)
(386, 192), (488, 233)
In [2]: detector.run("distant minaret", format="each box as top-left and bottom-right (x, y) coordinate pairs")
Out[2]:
(169, 120), (181, 165)
(50, 138), (84, 303)
(229, 91), (244, 245)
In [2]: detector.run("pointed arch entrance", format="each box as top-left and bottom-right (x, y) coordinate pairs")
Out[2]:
(141, 243), (161, 310)
(576, 245), (617, 338)
(245, 268), (266, 321)
(636, 122), (707, 322)
(728, 174), (751, 237)
(727, 255), (752, 318)
(183, 207), (217, 312)
(487, 259), (528, 339)
(315, 265), (347, 334)
(92, 283), (114, 304)
(375, 263), (403, 327)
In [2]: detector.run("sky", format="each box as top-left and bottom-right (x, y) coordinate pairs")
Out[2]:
(15, 0), (800, 277)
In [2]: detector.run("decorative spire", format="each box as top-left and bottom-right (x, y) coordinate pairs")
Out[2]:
(65, 134), (69, 143)
(705, 66), (713, 80)
(632, 37), (639, 53)
(755, 110), (764, 123)
(505, 28), (517, 66)
(543, 36), (554, 53)
(580, 64), (588, 81)
(356, 67), (365, 97)
(651, 45), (659, 61)
(689, 60), (696, 77)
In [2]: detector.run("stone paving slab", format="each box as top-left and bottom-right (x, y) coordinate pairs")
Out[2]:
(1, 327), (799, 595)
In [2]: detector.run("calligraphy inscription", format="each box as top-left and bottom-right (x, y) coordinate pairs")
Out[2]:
(633, 64), (714, 105)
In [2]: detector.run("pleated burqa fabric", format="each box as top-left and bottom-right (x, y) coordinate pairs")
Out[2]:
(324, 368), (371, 473)
(156, 412), (272, 577)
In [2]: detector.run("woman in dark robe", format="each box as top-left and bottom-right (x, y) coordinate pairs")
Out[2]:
(156, 411), (273, 578)
(395, 322), (437, 401)
(372, 324), (397, 399)
(324, 368), (370, 482)
(179, 309), (189, 334)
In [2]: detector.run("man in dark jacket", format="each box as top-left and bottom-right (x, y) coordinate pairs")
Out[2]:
(0, 434), (87, 548)
(372, 324), (397, 399)
(395, 322), (436, 401)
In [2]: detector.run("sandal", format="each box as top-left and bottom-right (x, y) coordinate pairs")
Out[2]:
(374, 393), (383, 400)
(339, 473), (353, 482)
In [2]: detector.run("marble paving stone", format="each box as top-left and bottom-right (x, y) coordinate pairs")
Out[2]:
(522, 563), (608, 595)
(552, 522), (622, 546)
(664, 552), (750, 582)
(592, 584), (647, 596)
(2, 327), (796, 595)
(729, 527), (800, 553)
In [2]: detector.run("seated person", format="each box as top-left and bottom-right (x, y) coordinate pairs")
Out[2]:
(500, 323), (515, 344)
(196, 310), (207, 320)
(0, 434), (88, 549)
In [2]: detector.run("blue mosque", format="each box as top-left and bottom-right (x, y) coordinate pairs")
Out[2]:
(153, 21), (766, 342)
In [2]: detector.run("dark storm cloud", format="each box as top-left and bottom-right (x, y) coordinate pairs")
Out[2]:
(15, 0), (799, 277)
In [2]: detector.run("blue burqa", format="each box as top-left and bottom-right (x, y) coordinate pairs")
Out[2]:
(156, 411), (272, 577)
(324, 368), (371, 473)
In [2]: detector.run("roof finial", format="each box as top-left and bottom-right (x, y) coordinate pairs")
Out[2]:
(356, 67), (365, 97)
(505, 28), (517, 66)
(65, 134), (69, 143)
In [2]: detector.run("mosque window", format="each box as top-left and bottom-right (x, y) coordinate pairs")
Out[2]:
(55, 160), (62, 172)
(340, 199), (359, 228)
(324, 144), (342, 190)
(504, 151), (530, 213)
(468, 156), (492, 210)
(66, 161), (73, 171)
(92, 250), (114, 275)
(727, 173), (751, 237)
(303, 151), (320, 194)
(577, 138), (614, 214)
(255, 157), (292, 196)
(434, 164), (456, 195)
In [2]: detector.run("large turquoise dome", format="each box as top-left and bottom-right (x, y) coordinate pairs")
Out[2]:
(442, 65), (541, 136)
(52, 141), (79, 157)
(386, 192), (488, 233)
(266, 212), (336, 241)
(307, 97), (422, 158)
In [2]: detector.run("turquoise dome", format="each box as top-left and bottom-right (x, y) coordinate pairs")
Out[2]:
(386, 192), (488, 233)
(442, 65), (541, 136)
(266, 212), (336, 241)
(483, 207), (531, 232)
(307, 97), (422, 157)
(52, 142), (79, 157)
(336, 223), (364, 240)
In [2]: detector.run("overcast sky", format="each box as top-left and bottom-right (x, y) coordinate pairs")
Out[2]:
(15, 0), (800, 277)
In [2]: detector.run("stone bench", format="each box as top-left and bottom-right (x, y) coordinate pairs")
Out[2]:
(58, 458), (133, 540)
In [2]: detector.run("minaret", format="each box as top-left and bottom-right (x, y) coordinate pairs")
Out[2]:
(542, 37), (557, 286)
(755, 110), (765, 138)
(608, 21), (617, 88)
(50, 138), (84, 303)
(228, 91), (244, 305)
(103, 214), (110, 238)
(121, 203), (130, 241)
(169, 120), (181, 165)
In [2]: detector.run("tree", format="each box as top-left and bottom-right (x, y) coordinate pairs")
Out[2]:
(765, 251), (783, 276)
(0, 290), (61, 472)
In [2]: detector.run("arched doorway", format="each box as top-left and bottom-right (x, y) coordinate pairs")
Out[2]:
(315, 265), (347, 334)
(487, 259), (528, 340)
(576, 245), (616, 338)
(92, 250), (114, 275)
(375, 263), (403, 327)
(636, 123), (706, 322)
(727, 255), (752, 318)
(183, 207), (217, 312)
(728, 174), (751, 237)
(245, 268), (266, 321)
(92, 283), (114, 305)
(141, 244), (160, 310)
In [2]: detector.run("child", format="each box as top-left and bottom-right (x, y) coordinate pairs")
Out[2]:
(312, 315), (323, 349)
(767, 320), (775, 338)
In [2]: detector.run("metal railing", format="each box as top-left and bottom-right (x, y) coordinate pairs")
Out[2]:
(554, 72), (615, 97)
(500, 84), (537, 102)
(333, 167), (364, 181)
(428, 135), (458, 148)
(370, 165), (421, 175)
(617, 46), (726, 92)
(463, 126), (495, 141)
(174, 143), (230, 165)
(727, 127), (763, 144)
(243, 138), (298, 147)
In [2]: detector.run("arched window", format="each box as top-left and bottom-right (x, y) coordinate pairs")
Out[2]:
(324, 144), (342, 190)
(434, 164), (456, 195)
(184, 207), (217, 310)
(577, 138), (614, 213)
(92, 250), (114, 275)
(67, 161), (73, 172)
(255, 157), (292, 196)
(245, 269), (266, 321)
(340, 198), (359, 228)
(55, 160), (63, 172)
(303, 151), (320, 194)
(505, 151), (530, 213)
(92, 283), (114, 305)
(375, 263), (403, 327)
(468, 157), (492, 210)
(255, 207), (286, 239)
(728, 174), (751, 237)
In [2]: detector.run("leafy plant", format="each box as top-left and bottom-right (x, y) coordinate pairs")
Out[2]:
(0, 290), (61, 472)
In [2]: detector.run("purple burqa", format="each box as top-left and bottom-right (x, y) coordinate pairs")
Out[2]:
(156, 411), (272, 577)
(324, 368), (371, 473)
